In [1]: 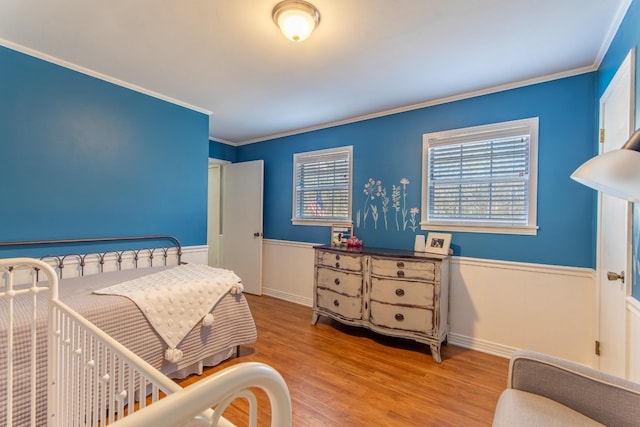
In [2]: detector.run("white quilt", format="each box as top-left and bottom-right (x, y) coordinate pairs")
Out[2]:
(94, 263), (243, 363)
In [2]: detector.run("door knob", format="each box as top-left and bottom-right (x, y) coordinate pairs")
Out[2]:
(607, 271), (625, 283)
(253, 232), (262, 237)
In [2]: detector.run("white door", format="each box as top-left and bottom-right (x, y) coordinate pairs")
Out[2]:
(221, 160), (264, 295)
(597, 50), (634, 376)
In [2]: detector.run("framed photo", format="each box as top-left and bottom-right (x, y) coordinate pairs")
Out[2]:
(425, 232), (452, 255)
(331, 223), (352, 247)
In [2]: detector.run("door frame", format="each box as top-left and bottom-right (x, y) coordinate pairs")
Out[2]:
(207, 158), (230, 267)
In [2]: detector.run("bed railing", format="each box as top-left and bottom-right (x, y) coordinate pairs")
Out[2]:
(0, 235), (184, 278)
(1, 258), (292, 427)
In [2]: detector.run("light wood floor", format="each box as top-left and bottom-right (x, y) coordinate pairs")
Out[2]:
(176, 294), (510, 426)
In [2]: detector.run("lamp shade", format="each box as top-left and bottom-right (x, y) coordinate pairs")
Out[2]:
(571, 128), (640, 202)
(272, 0), (320, 42)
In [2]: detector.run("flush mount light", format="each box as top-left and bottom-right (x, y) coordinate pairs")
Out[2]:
(272, 0), (320, 42)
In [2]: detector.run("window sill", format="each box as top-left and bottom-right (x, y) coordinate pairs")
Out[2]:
(291, 219), (338, 227)
(420, 222), (538, 235)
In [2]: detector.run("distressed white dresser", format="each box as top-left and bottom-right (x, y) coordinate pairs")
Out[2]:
(311, 245), (450, 363)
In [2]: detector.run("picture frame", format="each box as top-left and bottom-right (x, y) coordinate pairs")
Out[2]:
(331, 223), (352, 247)
(425, 232), (452, 255)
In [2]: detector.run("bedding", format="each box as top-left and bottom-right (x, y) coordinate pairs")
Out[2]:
(93, 263), (245, 364)
(61, 265), (256, 374)
(1, 264), (257, 426)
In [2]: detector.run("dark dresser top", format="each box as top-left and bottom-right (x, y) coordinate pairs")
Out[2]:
(313, 244), (449, 261)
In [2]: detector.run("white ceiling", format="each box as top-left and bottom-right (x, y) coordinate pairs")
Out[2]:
(0, 0), (631, 144)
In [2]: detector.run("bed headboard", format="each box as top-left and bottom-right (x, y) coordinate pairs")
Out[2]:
(0, 235), (183, 278)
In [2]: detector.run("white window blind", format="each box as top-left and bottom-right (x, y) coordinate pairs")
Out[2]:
(293, 146), (352, 224)
(422, 118), (538, 234)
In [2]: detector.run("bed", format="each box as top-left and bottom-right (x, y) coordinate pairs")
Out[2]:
(0, 236), (290, 426)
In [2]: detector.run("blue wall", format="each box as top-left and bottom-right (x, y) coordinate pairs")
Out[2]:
(8, 0), (639, 270)
(209, 139), (237, 162)
(237, 73), (598, 268)
(597, 0), (640, 298)
(0, 46), (210, 252)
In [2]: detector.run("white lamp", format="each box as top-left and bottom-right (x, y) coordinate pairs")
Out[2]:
(571, 128), (640, 202)
(272, 0), (320, 42)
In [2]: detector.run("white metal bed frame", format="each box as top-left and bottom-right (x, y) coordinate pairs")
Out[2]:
(1, 257), (292, 427)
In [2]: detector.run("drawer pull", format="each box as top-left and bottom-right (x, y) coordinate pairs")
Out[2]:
(335, 254), (340, 260)
(333, 299), (340, 307)
(335, 262), (340, 269)
(395, 288), (405, 297)
(334, 278), (340, 285)
(396, 270), (405, 277)
(395, 313), (404, 322)
(397, 261), (404, 268)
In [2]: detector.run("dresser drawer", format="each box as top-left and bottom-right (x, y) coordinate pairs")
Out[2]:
(370, 277), (434, 307)
(316, 289), (363, 320)
(371, 257), (436, 281)
(317, 267), (362, 297)
(369, 301), (433, 333)
(317, 250), (362, 272)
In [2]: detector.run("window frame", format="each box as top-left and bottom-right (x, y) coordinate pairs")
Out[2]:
(421, 117), (539, 235)
(291, 145), (353, 226)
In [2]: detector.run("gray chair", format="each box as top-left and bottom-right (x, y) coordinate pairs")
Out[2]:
(493, 350), (640, 426)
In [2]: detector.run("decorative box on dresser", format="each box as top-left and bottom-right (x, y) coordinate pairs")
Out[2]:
(311, 245), (450, 363)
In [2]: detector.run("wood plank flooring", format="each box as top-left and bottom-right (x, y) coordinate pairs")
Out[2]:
(175, 294), (510, 426)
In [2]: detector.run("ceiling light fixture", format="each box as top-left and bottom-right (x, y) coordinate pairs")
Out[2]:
(571, 128), (640, 202)
(272, 0), (320, 43)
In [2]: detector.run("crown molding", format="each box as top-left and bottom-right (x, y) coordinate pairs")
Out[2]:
(0, 38), (212, 116)
(593, 0), (634, 68)
(234, 65), (596, 145)
(209, 137), (239, 147)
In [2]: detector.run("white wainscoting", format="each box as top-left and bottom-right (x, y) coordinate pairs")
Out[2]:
(628, 297), (640, 382)
(261, 239), (596, 364)
(263, 239), (317, 306)
(448, 257), (594, 363)
(182, 245), (209, 265)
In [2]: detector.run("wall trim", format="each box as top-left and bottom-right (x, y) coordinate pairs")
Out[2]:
(267, 248), (596, 279)
(263, 238), (321, 249)
(593, 0), (635, 68)
(453, 256), (594, 279)
(209, 137), (239, 147)
(182, 245), (208, 255)
(628, 296), (640, 317)
(0, 38), (212, 116)
(236, 67), (595, 145)
(263, 239), (595, 278)
(447, 333), (516, 359)
(263, 287), (313, 307)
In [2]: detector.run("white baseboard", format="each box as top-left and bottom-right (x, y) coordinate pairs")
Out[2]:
(447, 333), (516, 359)
(263, 286), (313, 307)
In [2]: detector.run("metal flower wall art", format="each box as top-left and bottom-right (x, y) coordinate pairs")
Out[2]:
(356, 177), (419, 232)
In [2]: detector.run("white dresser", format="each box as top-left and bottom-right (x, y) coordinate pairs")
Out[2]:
(312, 246), (450, 363)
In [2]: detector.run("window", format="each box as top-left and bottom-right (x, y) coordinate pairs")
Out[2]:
(421, 118), (538, 235)
(292, 146), (353, 225)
